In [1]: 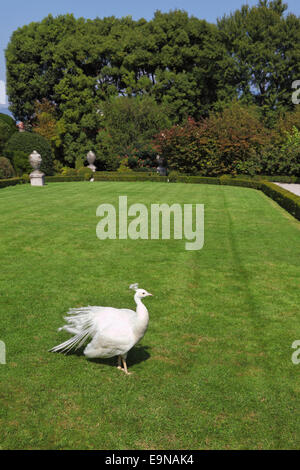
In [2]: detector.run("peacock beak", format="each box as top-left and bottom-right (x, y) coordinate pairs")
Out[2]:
(147, 293), (153, 296)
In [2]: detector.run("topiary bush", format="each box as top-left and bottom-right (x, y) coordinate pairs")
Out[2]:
(4, 131), (54, 175)
(0, 156), (15, 178)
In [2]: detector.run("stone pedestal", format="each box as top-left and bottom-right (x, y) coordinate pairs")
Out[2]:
(29, 150), (45, 186)
(30, 170), (45, 186)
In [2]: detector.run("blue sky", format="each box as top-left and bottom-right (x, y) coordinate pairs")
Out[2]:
(1, 0), (300, 105)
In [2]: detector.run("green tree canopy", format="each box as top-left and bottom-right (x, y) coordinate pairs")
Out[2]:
(96, 95), (171, 170)
(217, 0), (300, 119)
(4, 3), (300, 166)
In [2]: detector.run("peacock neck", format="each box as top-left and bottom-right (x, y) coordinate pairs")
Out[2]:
(134, 294), (149, 338)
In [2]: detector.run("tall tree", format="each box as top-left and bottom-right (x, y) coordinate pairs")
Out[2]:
(217, 0), (300, 118)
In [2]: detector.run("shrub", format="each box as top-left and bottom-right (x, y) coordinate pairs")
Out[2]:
(9, 150), (32, 176)
(168, 170), (180, 182)
(154, 102), (273, 176)
(75, 155), (85, 170)
(53, 159), (64, 174)
(4, 131), (54, 175)
(0, 120), (17, 153)
(275, 107), (300, 143)
(60, 167), (78, 177)
(117, 157), (134, 173)
(97, 95), (171, 171)
(259, 128), (300, 177)
(154, 117), (223, 175)
(20, 173), (30, 183)
(49, 166), (93, 180)
(207, 102), (272, 174)
(77, 167), (93, 180)
(0, 156), (15, 178)
(0, 113), (16, 130)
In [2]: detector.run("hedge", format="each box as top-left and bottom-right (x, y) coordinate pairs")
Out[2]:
(45, 176), (85, 182)
(0, 177), (28, 188)
(220, 174), (300, 184)
(94, 174), (167, 182)
(219, 176), (263, 190)
(260, 182), (300, 221)
(173, 176), (220, 185)
(258, 175), (300, 184)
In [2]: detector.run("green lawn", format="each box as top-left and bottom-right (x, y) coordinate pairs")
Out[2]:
(0, 181), (300, 450)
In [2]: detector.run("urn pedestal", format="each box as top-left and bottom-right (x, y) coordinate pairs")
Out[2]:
(30, 170), (45, 186)
(29, 150), (45, 186)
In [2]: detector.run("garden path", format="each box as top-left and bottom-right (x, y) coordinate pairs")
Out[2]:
(274, 183), (300, 197)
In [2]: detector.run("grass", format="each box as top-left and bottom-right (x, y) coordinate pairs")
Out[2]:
(0, 181), (300, 450)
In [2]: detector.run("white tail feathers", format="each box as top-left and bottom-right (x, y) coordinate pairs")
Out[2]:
(129, 283), (139, 291)
(49, 329), (90, 354)
(49, 307), (95, 354)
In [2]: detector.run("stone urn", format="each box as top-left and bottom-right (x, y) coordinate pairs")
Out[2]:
(29, 150), (45, 186)
(156, 154), (167, 176)
(86, 151), (97, 172)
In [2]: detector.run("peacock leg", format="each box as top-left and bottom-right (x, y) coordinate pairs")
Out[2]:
(117, 355), (123, 370)
(121, 356), (132, 375)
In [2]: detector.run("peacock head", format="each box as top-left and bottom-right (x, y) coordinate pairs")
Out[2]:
(130, 283), (153, 298)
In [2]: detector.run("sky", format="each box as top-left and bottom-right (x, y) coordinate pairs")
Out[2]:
(1, 0), (300, 106)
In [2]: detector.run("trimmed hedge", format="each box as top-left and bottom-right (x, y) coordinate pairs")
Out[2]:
(220, 174), (300, 184)
(45, 176), (85, 182)
(260, 182), (300, 221)
(219, 176), (263, 190)
(173, 176), (220, 185)
(258, 175), (300, 184)
(0, 177), (28, 188)
(94, 173), (167, 182)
